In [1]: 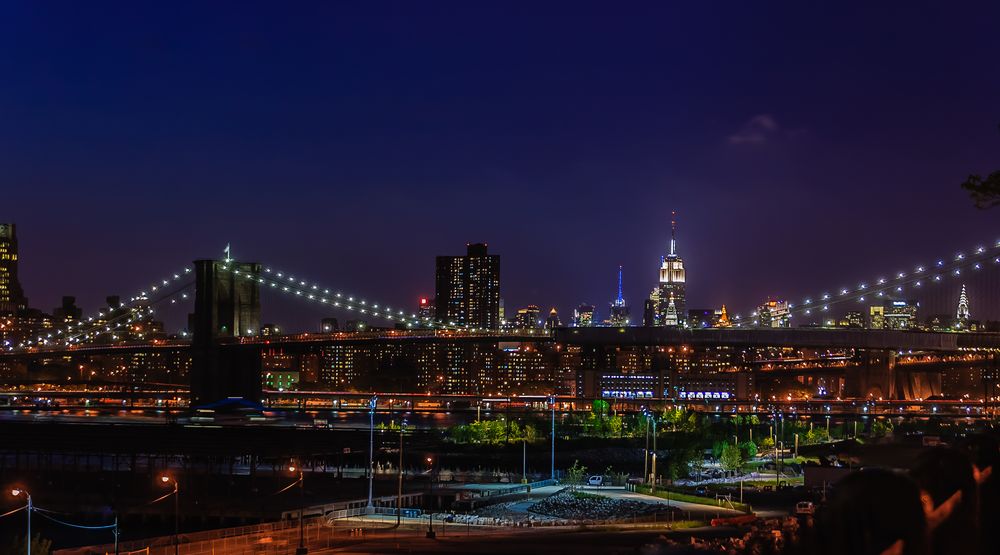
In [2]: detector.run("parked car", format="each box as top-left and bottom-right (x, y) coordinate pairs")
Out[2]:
(795, 501), (816, 515)
(587, 475), (605, 486)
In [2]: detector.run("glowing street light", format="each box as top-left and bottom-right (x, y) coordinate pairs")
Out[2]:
(11, 488), (31, 555)
(289, 464), (306, 555)
(159, 476), (179, 555)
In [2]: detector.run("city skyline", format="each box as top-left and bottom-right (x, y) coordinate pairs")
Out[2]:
(0, 219), (994, 336)
(2, 3), (1000, 328)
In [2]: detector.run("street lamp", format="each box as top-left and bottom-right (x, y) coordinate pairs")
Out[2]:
(548, 395), (556, 480)
(289, 464), (306, 555)
(642, 409), (651, 485)
(650, 416), (658, 493)
(367, 395), (377, 509)
(397, 420), (407, 527)
(11, 488), (31, 555)
(159, 476), (179, 555)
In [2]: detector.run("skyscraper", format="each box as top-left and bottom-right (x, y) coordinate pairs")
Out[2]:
(435, 243), (500, 329)
(608, 266), (630, 326)
(647, 213), (686, 326)
(0, 223), (27, 315)
(956, 284), (970, 328)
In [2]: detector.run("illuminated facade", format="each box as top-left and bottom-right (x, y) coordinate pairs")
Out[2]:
(0, 223), (27, 315)
(513, 304), (540, 328)
(544, 308), (561, 329)
(956, 284), (970, 328)
(647, 213), (686, 326)
(884, 300), (918, 330)
(717, 305), (732, 327)
(573, 304), (595, 327)
(869, 305), (885, 329)
(756, 299), (790, 328)
(435, 243), (500, 329)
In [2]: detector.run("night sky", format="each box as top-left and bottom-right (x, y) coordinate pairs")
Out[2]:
(2, 2), (999, 330)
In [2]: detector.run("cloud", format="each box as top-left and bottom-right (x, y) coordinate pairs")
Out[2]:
(727, 114), (780, 145)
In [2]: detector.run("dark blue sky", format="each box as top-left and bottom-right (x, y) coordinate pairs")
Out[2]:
(2, 2), (999, 329)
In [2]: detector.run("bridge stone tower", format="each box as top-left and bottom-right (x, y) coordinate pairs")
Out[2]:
(190, 259), (263, 407)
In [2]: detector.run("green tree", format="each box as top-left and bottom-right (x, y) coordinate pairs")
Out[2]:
(711, 440), (727, 459)
(566, 460), (588, 487)
(804, 427), (831, 445)
(720, 444), (743, 472)
(607, 415), (624, 438)
(871, 419), (894, 438)
(740, 440), (758, 460)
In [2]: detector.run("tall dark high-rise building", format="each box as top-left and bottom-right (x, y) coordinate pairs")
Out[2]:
(435, 243), (500, 329)
(0, 223), (27, 315)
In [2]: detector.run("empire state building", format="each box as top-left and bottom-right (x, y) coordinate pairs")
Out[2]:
(645, 213), (686, 326)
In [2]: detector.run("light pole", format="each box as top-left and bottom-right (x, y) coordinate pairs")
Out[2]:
(425, 456), (435, 539)
(159, 476), (179, 555)
(368, 395), (377, 509)
(549, 395), (556, 480)
(522, 438), (527, 484)
(288, 464), (306, 555)
(397, 420), (406, 527)
(643, 410), (650, 484)
(11, 488), (31, 555)
(650, 416), (658, 492)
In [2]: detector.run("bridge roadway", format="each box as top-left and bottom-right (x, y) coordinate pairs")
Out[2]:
(554, 327), (1000, 351)
(5, 327), (1000, 358)
(0, 388), (994, 417)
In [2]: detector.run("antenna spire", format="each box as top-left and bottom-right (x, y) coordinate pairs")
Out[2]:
(616, 265), (624, 304)
(669, 211), (677, 257)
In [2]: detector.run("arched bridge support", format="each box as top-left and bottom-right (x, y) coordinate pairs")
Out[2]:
(190, 259), (263, 407)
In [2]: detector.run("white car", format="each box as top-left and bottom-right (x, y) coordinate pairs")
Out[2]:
(587, 475), (605, 486)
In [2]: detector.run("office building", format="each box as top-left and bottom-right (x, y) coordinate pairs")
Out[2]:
(52, 296), (82, 325)
(869, 305), (885, 329)
(573, 304), (595, 327)
(884, 300), (918, 330)
(647, 213), (686, 326)
(688, 308), (713, 328)
(435, 243), (500, 329)
(756, 299), (790, 328)
(544, 308), (561, 329)
(513, 305), (541, 328)
(418, 297), (435, 321)
(841, 311), (864, 328)
(0, 223), (27, 315)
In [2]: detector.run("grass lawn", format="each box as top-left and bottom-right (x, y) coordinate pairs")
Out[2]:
(633, 484), (752, 513)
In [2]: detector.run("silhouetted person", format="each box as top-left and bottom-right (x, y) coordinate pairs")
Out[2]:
(911, 446), (979, 555)
(811, 468), (929, 555)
